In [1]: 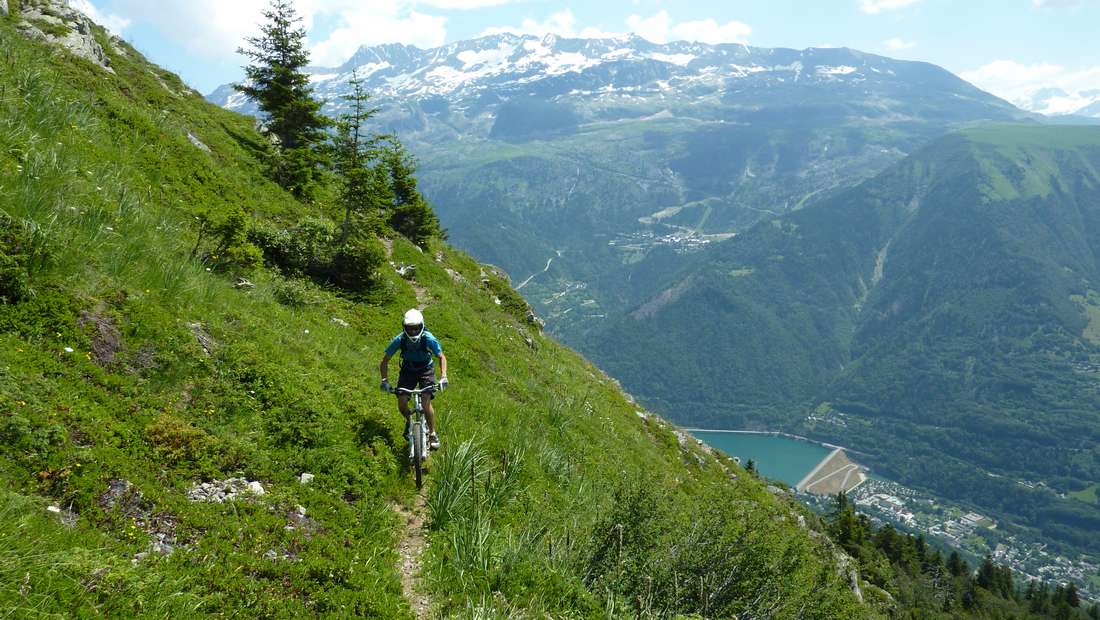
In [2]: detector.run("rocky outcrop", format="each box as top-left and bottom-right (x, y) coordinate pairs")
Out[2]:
(1, 0), (9, 18)
(15, 0), (114, 73)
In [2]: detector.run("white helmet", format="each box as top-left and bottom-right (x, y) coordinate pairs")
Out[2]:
(402, 308), (425, 342)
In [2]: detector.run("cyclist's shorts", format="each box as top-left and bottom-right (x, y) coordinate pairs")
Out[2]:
(398, 366), (436, 400)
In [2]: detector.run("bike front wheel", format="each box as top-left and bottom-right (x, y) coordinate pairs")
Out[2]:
(413, 421), (424, 489)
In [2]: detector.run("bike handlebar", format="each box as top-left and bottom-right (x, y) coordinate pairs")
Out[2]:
(390, 385), (438, 395)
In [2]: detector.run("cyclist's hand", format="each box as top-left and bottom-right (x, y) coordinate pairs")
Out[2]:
(439, 377), (449, 392)
(380, 379), (391, 393)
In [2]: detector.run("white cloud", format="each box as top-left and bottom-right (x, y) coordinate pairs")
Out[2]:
(108, 0), (271, 59)
(883, 37), (916, 50)
(307, 8), (448, 66)
(671, 18), (751, 45)
(418, 0), (514, 7)
(479, 9), (619, 39)
(94, 0), (497, 65)
(481, 9), (750, 45)
(960, 60), (1100, 114)
(626, 11), (672, 43)
(859, 0), (920, 14)
(71, 0), (132, 34)
(1032, 0), (1087, 6)
(625, 10), (751, 44)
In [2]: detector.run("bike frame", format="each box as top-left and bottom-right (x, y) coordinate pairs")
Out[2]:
(392, 385), (437, 489)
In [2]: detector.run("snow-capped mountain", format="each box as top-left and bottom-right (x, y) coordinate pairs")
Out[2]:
(208, 32), (1023, 138)
(208, 33), (1033, 342)
(1014, 86), (1100, 118)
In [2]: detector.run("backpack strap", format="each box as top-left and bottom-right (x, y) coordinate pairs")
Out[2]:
(400, 332), (429, 355)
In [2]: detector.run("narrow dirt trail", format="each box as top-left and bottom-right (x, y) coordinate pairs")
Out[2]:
(393, 494), (431, 620)
(381, 237), (431, 308)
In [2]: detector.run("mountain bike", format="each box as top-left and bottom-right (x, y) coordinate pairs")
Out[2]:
(390, 385), (438, 489)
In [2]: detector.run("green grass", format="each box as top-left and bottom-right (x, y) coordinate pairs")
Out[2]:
(1070, 293), (1100, 345)
(1069, 484), (1099, 505)
(0, 17), (874, 619)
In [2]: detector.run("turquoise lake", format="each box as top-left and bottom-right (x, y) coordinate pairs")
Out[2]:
(691, 431), (832, 486)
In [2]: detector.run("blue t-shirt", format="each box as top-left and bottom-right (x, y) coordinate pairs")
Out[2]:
(385, 331), (442, 370)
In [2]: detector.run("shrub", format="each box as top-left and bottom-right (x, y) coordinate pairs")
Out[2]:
(248, 216), (335, 276)
(191, 207), (263, 273)
(265, 402), (330, 449)
(389, 198), (440, 248)
(327, 236), (385, 292)
(272, 277), (314, 307)
(0, 214), (32, 303)
(145, 414), (215, 465)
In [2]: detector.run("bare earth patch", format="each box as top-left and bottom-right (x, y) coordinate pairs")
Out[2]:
(393, 494), (431, 620)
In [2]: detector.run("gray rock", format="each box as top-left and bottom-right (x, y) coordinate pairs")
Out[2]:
(1, 0), (8, 18)
(187, 132), (211, 153)
(235, 278), (255, 289)
(298, 472), (315, 485)
(187, 322), (215, 355)
(329, 318), (349, 328)
(108, 35), (128, 57)
(17, 0), (114, 73)
(525, 311), (545, 328)
(187, 477), (264, 503)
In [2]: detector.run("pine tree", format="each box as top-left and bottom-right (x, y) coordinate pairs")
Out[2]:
(383, 142), (441, 247)
(976, 555), (996, 590)
(236, 0), (330, 197)
(332, 72), (382, 243)
(1064, 582), (1080, 608)
(947, 551), (967, 577)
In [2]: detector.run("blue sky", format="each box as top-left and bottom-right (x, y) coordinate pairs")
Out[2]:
(72, 0), (1100, 113)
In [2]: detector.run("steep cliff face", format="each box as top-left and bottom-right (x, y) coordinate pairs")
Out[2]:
(12, 0), (112, 72)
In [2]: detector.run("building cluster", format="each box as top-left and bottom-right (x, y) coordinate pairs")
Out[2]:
(929, 511), (995, 546)
(856, 492), (916, 526)
(838, 479), (1099, 602)
(608, 230), (712, 254)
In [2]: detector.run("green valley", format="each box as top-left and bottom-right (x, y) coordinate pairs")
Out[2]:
(586, 124), (1100, 566)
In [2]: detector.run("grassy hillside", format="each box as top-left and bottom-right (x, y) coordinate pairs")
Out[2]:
(587, 124), (1100, 558)
(0, 12), (869, 619)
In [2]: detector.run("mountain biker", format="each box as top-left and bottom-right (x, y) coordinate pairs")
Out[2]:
(379, 308), (448, 450)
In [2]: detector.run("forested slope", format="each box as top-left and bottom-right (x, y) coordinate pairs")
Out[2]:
(588, 125), (1100, 558)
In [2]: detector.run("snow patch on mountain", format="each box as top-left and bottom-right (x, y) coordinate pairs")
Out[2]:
(818, 65), (858, 76)
(649, 53), (696, 67)
(457, 44), (514, 71)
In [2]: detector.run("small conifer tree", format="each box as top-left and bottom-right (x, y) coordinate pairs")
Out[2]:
(333, 73), (383, 243)
(236, 0), (330, 198)
(383, 142), (441, 247)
